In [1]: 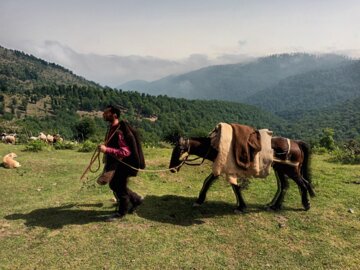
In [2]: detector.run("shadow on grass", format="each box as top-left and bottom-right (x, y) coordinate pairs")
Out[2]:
(4, 203), (113, 229)
(4, 197), (306, 229)
(135, 195), (233, 226)
(134, 194), (288, 226)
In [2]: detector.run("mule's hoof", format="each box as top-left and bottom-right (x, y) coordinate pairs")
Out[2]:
(303, 205), (311, 211)
(234, 208), (247, 214)
(192, 202), (202, 207)
(267, 205), (281, 211)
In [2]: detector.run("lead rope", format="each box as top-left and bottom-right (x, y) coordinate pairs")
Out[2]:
(82, 151), (188, 182)
(114, 158), (187, 173)
(80, 125), (120, 180)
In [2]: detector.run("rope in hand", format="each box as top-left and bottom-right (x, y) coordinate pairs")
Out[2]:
(79, 148), (102, 181)
(80, 125), (120, 181)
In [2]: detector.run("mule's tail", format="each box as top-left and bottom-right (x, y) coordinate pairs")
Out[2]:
(297, 140), (315, 197)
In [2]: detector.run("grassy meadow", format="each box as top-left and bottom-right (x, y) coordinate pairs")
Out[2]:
(0, 143), (360, 269)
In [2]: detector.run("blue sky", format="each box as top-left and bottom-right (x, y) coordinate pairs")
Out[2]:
(1, 0), (360, 86)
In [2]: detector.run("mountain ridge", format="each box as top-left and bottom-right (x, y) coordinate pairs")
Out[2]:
(118, 53), (351, 103)
(245, 60), (360, 113)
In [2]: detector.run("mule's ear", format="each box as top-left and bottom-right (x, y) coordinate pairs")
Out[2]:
(178, 137), (185, 145)
(163, 132), (180, 145)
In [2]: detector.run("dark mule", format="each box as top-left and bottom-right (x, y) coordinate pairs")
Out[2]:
(169, 136), (315, 212)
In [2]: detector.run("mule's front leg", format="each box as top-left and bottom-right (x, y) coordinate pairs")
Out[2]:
(193, 173), (218, 206)
(231, 184), (247, 213)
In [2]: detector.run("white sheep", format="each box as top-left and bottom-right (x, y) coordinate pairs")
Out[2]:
(2, 152), (21, 169)
(46, 134), (54, 144)
(38, 132), (47, 143)
(2, 135), (16, 144)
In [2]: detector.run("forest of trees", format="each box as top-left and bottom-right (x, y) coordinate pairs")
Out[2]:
(0, 84), (287, 145)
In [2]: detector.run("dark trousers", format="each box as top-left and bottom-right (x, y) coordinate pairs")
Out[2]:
(109, 170), (141, 215)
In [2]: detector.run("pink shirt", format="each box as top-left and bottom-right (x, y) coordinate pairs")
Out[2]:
(105, 132), (131, 159)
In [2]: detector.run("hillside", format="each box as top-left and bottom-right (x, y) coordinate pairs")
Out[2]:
(0, 45), (99, 93)
(284, 97), (360, 141)
(246, 61), (360, 114)
(119, 53), (350, 102)
(0, 46), (286, 143)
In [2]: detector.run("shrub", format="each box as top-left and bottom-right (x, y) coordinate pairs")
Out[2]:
(319, 128), (336, 151)
(331, 140), (360, 164)
(312, 146), (328, 155)
(78, 140), (97, 152)
(2, 112), (14, 121)
(24, 140), (44, 152)
(74, 118), (96, 141)
(53, 141), (77, 150)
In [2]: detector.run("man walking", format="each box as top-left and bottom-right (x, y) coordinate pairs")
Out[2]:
(99, 105), (145, 221)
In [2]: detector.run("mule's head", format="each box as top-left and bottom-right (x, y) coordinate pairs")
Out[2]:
(169, 137), (189, 173)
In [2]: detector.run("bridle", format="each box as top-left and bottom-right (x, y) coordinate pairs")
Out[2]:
(176, 138), (211, 168)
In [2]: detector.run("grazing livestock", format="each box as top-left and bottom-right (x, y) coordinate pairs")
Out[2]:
(53, 134), (64, 143)
(46, 134), (54, 144)
(38, 132), (47, 143)
(1, 133), (16, 144)
(2, 153), (21, 168)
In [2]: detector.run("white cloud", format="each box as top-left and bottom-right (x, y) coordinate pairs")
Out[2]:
(238, 40), (247, 47)
(13, 40), (254, 87)
(6, 39), (358, 88)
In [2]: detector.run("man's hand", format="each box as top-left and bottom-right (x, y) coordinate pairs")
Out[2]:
(98, 144), (107, 153)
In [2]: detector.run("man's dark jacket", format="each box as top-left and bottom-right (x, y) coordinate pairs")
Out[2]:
(105, 120), (145, 177)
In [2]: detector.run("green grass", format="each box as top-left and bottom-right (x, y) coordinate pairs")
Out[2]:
(1, 144), (360, 269)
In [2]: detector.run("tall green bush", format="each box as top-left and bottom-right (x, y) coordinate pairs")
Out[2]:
(24, 140), (44, 152)
(78, 140), (97, 153)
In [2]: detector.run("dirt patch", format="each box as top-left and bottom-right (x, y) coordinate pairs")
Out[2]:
(0, 220), (21, 239)
(77, 110), (103, 118)
(26, 95), (53, 117)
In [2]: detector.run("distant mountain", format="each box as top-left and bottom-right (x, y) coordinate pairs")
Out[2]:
(245, 61), (360, 114)
(119, 53), (350, 102)
(118, 79), (150, 91)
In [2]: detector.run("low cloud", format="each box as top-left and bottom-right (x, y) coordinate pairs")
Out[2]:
(238, 40), (247, 47)
(12, 40), (254, 87)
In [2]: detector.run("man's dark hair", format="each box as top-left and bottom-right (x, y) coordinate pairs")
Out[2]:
(106, 105), (121, 118)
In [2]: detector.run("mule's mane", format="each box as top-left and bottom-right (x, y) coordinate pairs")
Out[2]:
(189, 136), (211, 142)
